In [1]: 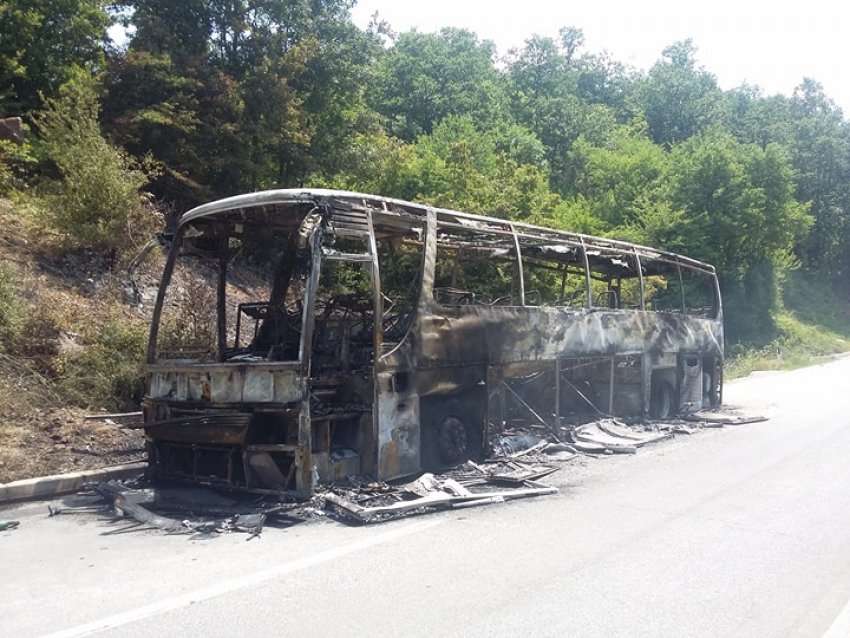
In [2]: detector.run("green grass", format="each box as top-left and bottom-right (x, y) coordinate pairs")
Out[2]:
(726, 311), (850, 379)
(726, 270), (850, 379)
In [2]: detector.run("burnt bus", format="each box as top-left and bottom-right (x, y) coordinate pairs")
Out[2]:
(144, 189), (723, 496)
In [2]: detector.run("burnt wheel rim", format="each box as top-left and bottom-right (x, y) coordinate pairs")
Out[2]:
(437, 416), (468, 464)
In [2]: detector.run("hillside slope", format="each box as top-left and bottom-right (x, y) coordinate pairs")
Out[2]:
(0, 198), (152, 482)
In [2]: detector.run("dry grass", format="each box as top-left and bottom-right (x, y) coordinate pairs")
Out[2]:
(0, 355), (144, 483)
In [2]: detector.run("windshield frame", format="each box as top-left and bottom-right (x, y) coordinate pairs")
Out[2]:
(147, 222), (316, 367)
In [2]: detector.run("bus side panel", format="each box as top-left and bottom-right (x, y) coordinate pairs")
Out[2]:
(416, 305), (723, 366)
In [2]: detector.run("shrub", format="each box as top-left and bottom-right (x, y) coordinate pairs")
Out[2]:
(0, 138), (36, 195)
(32, 71), (156, 250)
(57, 315), (148, 410)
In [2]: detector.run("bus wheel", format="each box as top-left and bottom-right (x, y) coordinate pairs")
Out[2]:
(437, 416), (468, 464)
(650, 380), (676, 419)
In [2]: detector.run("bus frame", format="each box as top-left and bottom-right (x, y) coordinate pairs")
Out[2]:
(144, 189), (724, 496)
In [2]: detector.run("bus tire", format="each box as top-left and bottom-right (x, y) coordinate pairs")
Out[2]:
(650, 380), (676, 419)
(423, 395), (483, 467)
(437, 416), (468, 464)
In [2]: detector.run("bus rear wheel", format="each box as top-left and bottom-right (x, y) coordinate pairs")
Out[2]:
(422, 395), (483, 468)
(437, 416), (468, 464)
(650, 380), (676, 419)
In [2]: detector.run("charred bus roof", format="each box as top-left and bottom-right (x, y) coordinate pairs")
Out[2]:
(178, 188), (717, 275)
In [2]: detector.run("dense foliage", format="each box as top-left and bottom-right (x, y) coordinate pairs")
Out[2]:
(3, 0), (850, 343)
(33, 70), (157, 248)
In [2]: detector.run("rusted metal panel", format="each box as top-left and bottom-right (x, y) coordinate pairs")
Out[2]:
(148, 366), (303, 404)
(210, 369), (244, 403)
(376, 372), (421, 479)
(146, 413), (250, 445)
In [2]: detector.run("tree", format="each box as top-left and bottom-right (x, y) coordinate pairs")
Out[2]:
(406, 116), (558, 218)
(237, 46), (311, 189)
(102, 51), (201, 167)
(724, 85), (793, 149)
(668, 133), (810, 273)
(121, 0), (211, 64)
(0, 0), (110, 114)
(640, 40), (725, 146)
(723, 79), (850, 280)
(668, 132), (812, 339)
(559, 26), (584, 64)
(286, 10), (384, 183)
(372, 28), (508, 140)
(32, 71), (154, 249)
(787, 79), (850, 276)
(507, 31), (618, 194)
(508, 34), (574, 111)
(107, 0), (379, 201)
(574, 51), (636, 118)
(323, 115), (559, 220)
(572, 127), (670, 229)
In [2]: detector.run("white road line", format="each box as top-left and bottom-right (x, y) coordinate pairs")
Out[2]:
(822, 595), (850, 638)
(40, 518), (444, 638)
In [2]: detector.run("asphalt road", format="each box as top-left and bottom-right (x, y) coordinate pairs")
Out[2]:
(4, 357), (850, 638)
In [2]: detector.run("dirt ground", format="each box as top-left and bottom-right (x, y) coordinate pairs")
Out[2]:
(0, 361), (145, 483)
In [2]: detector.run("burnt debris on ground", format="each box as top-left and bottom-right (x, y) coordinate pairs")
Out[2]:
(322, 467), (559, 525)
(47, 481), (316, 539)
(47, 409), (767, 534)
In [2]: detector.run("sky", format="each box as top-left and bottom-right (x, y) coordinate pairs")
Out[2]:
(350, 0), (849, 113)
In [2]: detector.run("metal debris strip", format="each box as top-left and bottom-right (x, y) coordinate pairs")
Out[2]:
(492, 408), (769, 457)
(322, 473), (558, 525)
(570, 419), (672, 454)
(319, 438), (584, 524)
(49, 464), (563, 532)
(0, 520), (20, 532)
(682, 411), (769, 426)
(104, 482), (270, 537)
(319, 412), (767, 524)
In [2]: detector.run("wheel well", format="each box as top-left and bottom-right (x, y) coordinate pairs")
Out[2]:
(420, 389), (485, 468)
(649, 368), (678, 418)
